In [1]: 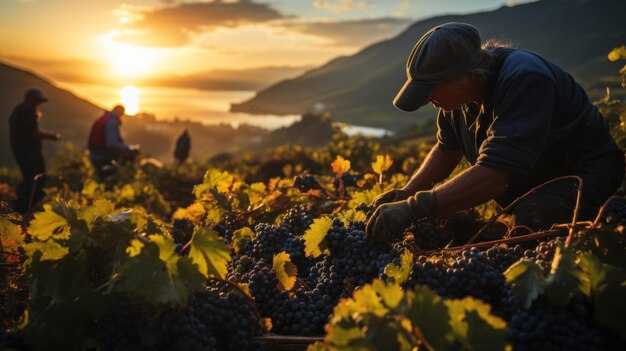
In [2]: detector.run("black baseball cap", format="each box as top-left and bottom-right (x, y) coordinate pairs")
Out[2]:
(393, 22), (483, 112)
(25, 87), (48, 102)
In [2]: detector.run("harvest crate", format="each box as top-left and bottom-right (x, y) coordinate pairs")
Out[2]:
(257, 335), (324, 351)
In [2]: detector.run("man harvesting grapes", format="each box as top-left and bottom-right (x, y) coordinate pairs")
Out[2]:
(366, 22), (624, 242)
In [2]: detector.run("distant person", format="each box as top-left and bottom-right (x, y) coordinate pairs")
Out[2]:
(8, 87), (61, 213)
(174, 129), (191, 164)
(366, 22), (624, 242)
(87, 105), (139, 181)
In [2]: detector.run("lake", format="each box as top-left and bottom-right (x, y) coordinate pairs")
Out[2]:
(62, 83), (393, 137)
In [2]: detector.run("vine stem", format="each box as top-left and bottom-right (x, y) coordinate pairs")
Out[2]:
(467, 176), (583, 246)
(427, 229), (564, 254)
(591, 196), (621, 228)
(413, 325), (434, 351)
(208, 277), (263, 327)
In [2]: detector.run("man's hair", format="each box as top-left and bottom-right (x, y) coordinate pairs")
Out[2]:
(112, 105), (125, 117)
(444, 39), (513, 86)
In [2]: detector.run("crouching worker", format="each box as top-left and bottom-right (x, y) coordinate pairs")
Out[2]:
(87, 105), (139, 181)
(366, 22), (624, 243)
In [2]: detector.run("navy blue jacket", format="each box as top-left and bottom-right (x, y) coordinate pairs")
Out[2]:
(436, 48), (622, 206)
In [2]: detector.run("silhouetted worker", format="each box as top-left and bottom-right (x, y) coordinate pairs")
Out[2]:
(8, 87), (61, 213)
(88, 105), (139, 181)
(366, 23), (625, 242)
(174, 129), (191, 164)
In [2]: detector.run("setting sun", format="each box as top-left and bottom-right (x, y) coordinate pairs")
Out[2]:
(119, 85), (140, 115)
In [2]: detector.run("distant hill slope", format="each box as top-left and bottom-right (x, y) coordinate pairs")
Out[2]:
(0, 62), (267, 168)
(0, 62), (103, 167)
(231, 0), (626, 130)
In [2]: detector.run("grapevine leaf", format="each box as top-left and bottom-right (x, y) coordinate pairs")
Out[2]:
(372, 155), (393, 175)
(331, 156), (351, 175)
(24, 240), (69, 261)
(608, 46), (626, 61)
(578, 253), (626, 339)
(273, 252), (298, 291)
(303, 216), (333, 258)
(78, 199), (114, 231)
(126, 239), (144, 257)
(307, 341), (333, 351)
(327, 325), (364, 348)
(28, 204), (71, 241)
(446, 298), (509, 351)
(545, 243), (585, 305)
(203, 202), (224, 226)
(172, 202), (206, 223)
(194, 169), (234, 196)
(383, 250), (413, 285)
(405, 286), (452, 351)
(336, 210), (367, 226)
(348, 184), (383, 208)
(231, 227), (255, 254)
(80, 179), (102, 198)
(504, 259), (546, 309)
(119, 184), (135, 201)
(372, 280), (404, 310)
(263, 318), (273, 332)
(189, 227), (231, 279)
(120, 236), (204, 305)
(245, 182), (267, 207)
(0, 216), (23, 244)
(362, 315), (406, 351)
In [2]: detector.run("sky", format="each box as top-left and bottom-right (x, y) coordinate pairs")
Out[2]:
(0, 0), (531, 87)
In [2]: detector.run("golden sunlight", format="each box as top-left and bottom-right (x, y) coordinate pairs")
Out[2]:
(99, 32), (159, 78)
(119, 85), (140, 115)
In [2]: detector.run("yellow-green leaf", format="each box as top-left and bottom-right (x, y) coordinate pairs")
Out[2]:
(194, 169), (234, 196)
(126, 239), (144, 257)
(303, 216), (333, 258)
(28, 204), (70, 241)
(24, 240), (69, 261)
(383, 250), (413, 285)
(0, 216), (23, 244)
(79, 200), (114, 230)
(372, 155), (393, 175)
(336, 210), (367, 225)
(608, 46), (626, 61)
(189, 227), (231, 279)
(273, 252), (298, 291)
(504, 259), (546, 309)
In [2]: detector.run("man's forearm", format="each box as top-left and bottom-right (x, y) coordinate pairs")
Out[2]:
(402, 144), (463, 194)
(433, 165), (510, 215)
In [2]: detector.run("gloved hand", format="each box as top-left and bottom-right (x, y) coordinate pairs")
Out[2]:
(371, 188), (411, 208)
(366, 191), (437, 243)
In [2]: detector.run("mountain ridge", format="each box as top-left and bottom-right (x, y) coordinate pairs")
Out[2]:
(231, 0), (626, 130)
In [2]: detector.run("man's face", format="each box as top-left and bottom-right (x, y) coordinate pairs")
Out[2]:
(428, 81), (470, 112)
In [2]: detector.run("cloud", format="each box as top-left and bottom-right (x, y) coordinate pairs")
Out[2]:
(284, 17), (412, 47)
(313, 0), (375, 14)
(112, 0), (288, 47)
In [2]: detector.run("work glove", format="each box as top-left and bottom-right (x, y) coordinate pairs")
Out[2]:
(366, 191), (437, 243)
(371, 188), (411, 208)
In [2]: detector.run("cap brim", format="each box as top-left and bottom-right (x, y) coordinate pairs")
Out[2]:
(393, 80), (436, 112)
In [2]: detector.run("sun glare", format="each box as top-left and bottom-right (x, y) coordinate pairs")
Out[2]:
(99, 32), (159, 78)
(119, 85), (140, 116)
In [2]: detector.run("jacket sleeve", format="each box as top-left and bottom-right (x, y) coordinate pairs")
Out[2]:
(476, 74), (556, 174)
(104, 119), (131, 153)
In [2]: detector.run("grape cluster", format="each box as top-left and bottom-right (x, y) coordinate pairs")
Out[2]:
(405, 220), (448, 250)
(314, 219), (401, 298)
(282, 203), (314, 235)
(404, 248), (509, 310)
(293, 174), (321, 193)
(158, 307), (217, 351)
(269, 289), (332, 335)
(246, 223), (292, 260)
(509, 299), (619, 351)
(484, 245), (526, 272)
(93, 298), (152, 351)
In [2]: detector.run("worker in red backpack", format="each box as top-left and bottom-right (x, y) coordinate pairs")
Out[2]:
(87, 105), (139, 181)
